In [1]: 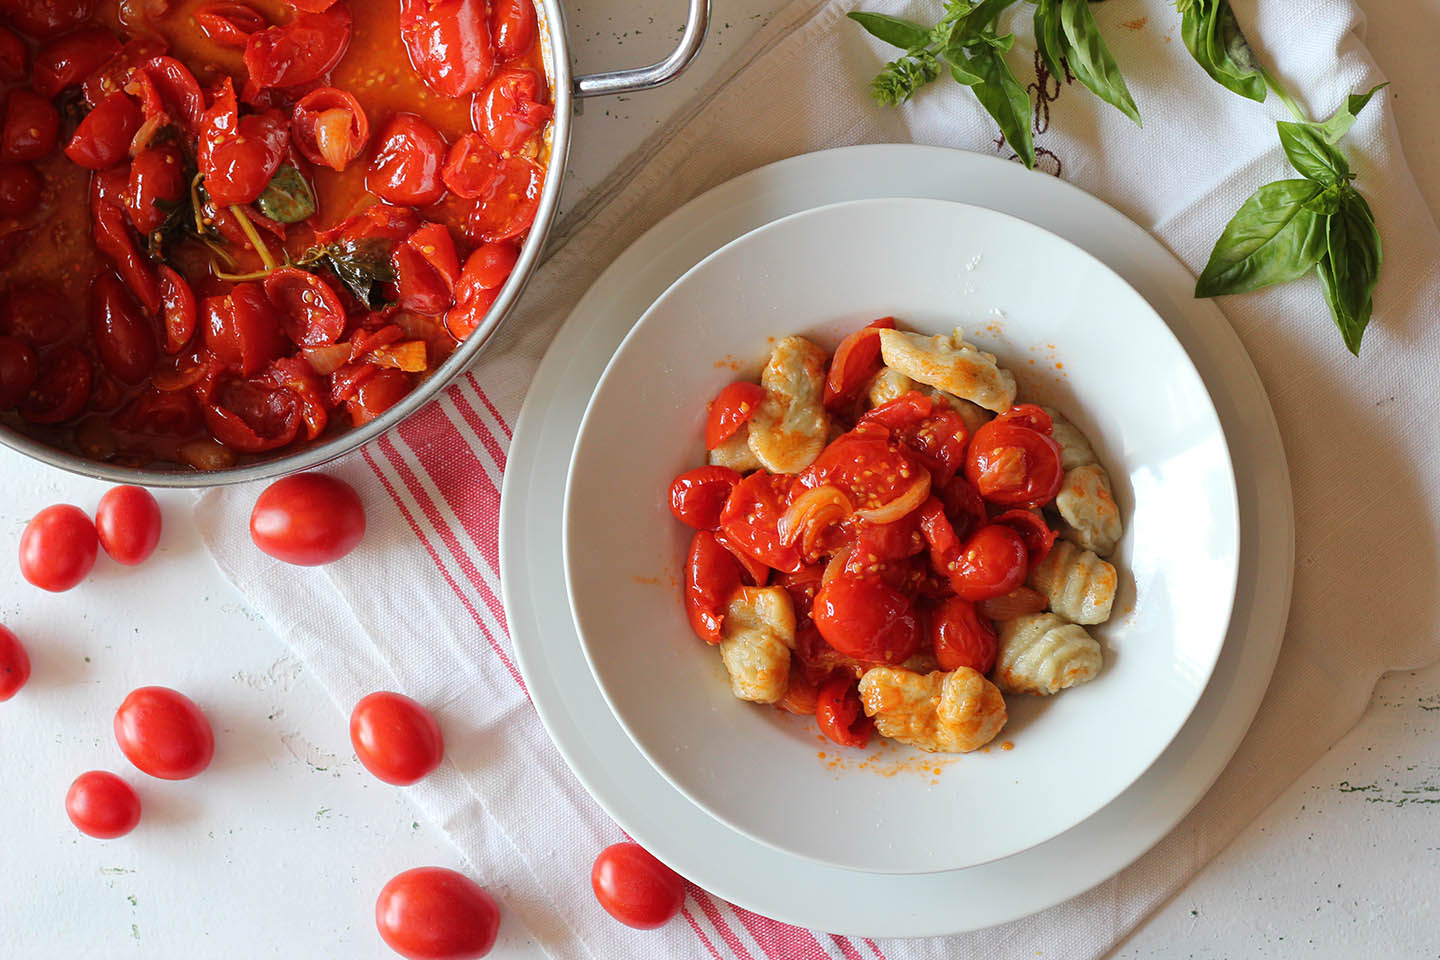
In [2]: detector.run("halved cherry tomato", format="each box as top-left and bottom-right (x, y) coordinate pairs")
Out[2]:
(367, 113), (447, 206)
(262, 268), (346, 347)
(126, 141), (187, 234)
(965, 407), (1064, 508)
(813, 574), (921, 664)
(32, 27), (121, 98)
(315, 201), (421, 248)
(399, 0), (494, 98)
(704, 381), (765, 451)
(0, 26), (25, 82)
(795, 430), (925, 513)
(195, 2), (267, 48)
(345, 367), (411, 426)
(116, 387), (203, 436)
(491, 0), (537, 59)
(20, 346), (92, 424)
(131, 56), (207, 141)
(0, 624), (30, 700)
(65, 771), (141, 839)
(260, 356), (328, 440)
(444, 242), (517, 341)
(591, 842), (685, 930)
(860, 391), (971, 486)
(91, 272), (157, 385)
(719, 471), (802, 574)
(92, 167), (162, 314)
(203, 284), (286, 377)
(0, 0), (95, 38)
(291, 86), (368, 171)
(929, 596), (998, 673)
(815, 675), (872, 748)
(197, 78), (288, 206)
(1, 90), (60, 163)
(19, 503), (98, 591)
(669, 465), (742, 530)
(0, 336), (38, 409)
(989, 509), (1056, 567)
(375, 867), (501, 959)
(466, 154), (542, 243)
(440, 133), (502, 200)
(329, 360), (376, 407)
(823, 316), (895, 409)
(65, 91), (142, 170)
(684, 530), (741, 644)
(204, 378), (301, 452)
(250, 472), (366, 565)
(474, 68), (552, 155)
(2, 284), (74, 346)
(393, 222), (460, 315)
(350, 691), (444, 786)
(158, 266), (197, 355)
(113, 686), (214, 780)
(242, 3), (352, 96)
(712, 527), (770, 587)
(95, 485), (162, 566)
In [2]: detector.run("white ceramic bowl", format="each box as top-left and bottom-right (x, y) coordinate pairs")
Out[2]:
(563, 198), (1239, 875)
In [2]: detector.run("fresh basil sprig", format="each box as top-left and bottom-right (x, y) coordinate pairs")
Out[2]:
(1176, 0), (1266, 103)
(1035, 0), (1141, 125)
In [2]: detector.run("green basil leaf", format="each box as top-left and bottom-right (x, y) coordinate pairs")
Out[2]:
(1179, 0), (1266, 103)
(1301, 182), (1343, 216)
(1033, 0), (1065, 81)
(1313, 82), (1388, 144)
(1317, 188), (1382, 355)
(1195, 179), (1327, 296)
(952, 43), (1035, 169)
(256, 165), (317, 224)
(1058, 0), (1141, 125)
(948, 59), (983, 86)
(847, 11), (931, 50)
(1277, 121), (1350, 184)
(301, 237), (397, 310)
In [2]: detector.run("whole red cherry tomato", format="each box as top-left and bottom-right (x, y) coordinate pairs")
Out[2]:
(375, 867), (501, 960)
(591, 842), (685, 930)
(291, 86), (369, 172)
(719, 471), (802, 573)
(114, 686), (214, 780)
(440, 133), (502, 200)
(65, 771), (142, 839)
(91, 273), (158, 386)
(346, 368), (412, 426)
(0, 336), (38, 409)
(668, 465), (742, 530)
(158, 266), (196, 354)
(350, 691), (445, 786)
(474, 69), (552, 155)
(684, 530), (741, 644)
(81, 35), (166, 110)
(945, 524), (1029, 602)
(490, 0), (537, 59)
(1, 90), (61, 163)
(0, 624), (30, 700)
(368, 113), (448, 207)
(250, 472), (366, 566)
(703, 381), (765, 450)
(126, 141), (188, 234)
(813, 574), (921, 664)
(0, 161), (41, 218)
(815, 675), (872, 748)
(989, 508), (1056, 567)
(929, 596), (998, 674)
(65, 92), (143, 170)
(203, 282), (286, 376)
(0, 25), (25, 81)
(823, 317), (895, 409)
(131, 57), (207, 139)
(965, 406), (1064, 509)
(263, 268), (346, 346)
(95, 486), (162, 566)
(444, 242), (517, 341)
(197, 78), (288, 206)
(399, 0), (494, 98)
(0, 0), (95, 38)
(19, 346), (92, 424)
(393, 222), (461, 315)
(19, 504), (98, 592)
(32, 27), (120, 98)
(466, 155), (542, 243)
(195, 2), (268, 48)
(242, 4), (352, 95)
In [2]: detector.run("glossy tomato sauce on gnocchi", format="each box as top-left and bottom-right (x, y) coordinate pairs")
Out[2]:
(668, 318), (1127, 753)
(0, 0), (551, 470)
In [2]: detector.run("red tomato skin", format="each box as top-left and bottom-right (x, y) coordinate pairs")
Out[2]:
(113, 686), (215, 780)
(350, 691), (445, 786)
(465, 154), (542, 244)
(126, 141), (188, 234)
(668, 465), (741, 530)
(0, 161), (41, 218)
(368, 113), (448, 207)
(242, 4), (352, 94)
(989, 508), (1057, 568)
(195, 2), (268, 48)
(823, 317), (895, 409)
(0, 0), (95, 38)
(473, 68), (552, 155)
(719, 471), (803, 573)
(490, 0), (536, 59)
(291, 86), (369, 171)
(91, 273), (158, 386)
(249, 472), (366, 566)
(684, 530), (741, 644)
(964, 418), (1064, 509)
(65, 771), (142, 839)
(815, 675), (872, 748)
(443, 241), (517, 341)
(930, 596), (998, 674)
(393, 222), (461, 315)
(0, 336), (37, 409)
(440, 133), (501, 199)
(95, 486), (163, 566)
(158, 266), (197, 354)
(346, 368), (412, 426)
(0, 25), (26, 81)
(1, 89), (61, 163)
(703, 381), (765, 450)
(33, 27), (121, 97)
(91, 167), (163, 315)
(591, 842), (685, 930)
(197, 79), (289, 206)
(263, 268), (346, 346)
(19, 346), (92, 424)
(0, 624), (30, 701)
(203, 283), (286, 377)
(375, 867), (501, 960)
(812, 575), (922, 664)
(398, 0), (495, 98)
(19, 504), (98, 592)
(65, 92), (143, 170)
(948, 524), (1029, 602)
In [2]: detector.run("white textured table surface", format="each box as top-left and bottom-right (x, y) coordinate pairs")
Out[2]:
(2, 1), (1437, 956)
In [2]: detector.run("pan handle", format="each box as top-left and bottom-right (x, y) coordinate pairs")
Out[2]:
(573, 0), (710, 98)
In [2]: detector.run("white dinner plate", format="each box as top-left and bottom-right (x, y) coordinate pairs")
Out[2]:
(563, 197), (1239, 874)
(499, 145), (1293, 936)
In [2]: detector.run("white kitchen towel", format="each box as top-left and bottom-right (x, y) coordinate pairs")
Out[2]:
(198, 0), (1440, 957)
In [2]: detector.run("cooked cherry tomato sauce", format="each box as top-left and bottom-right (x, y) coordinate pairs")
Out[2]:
(0, 0), (551, 470)
(671, 319), (1065, 749)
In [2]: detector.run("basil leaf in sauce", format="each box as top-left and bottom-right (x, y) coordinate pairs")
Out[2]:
(256, 165), (317, 224)
(299, 237), (397, 310)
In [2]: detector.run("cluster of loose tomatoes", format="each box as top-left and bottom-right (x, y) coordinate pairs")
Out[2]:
(672, 318), (1068, 747)
(5, 470), (687, 957)
(0, 0), (551, 471)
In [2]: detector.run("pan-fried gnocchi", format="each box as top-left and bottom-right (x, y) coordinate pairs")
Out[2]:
(674, 317), (1128, 754)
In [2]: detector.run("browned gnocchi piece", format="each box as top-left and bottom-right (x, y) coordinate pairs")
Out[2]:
(876, 328), (1017, 413)
(747, 336), (830, 474)
(719, 586), (797, 704)
(994, 613), (1103, 696)
(857, 666), (1007, 753)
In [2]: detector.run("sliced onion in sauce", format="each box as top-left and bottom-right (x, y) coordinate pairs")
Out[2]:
(777, 485), (853, 547)
(822, 544), (853, 585)
(852, 473), (931, 525)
